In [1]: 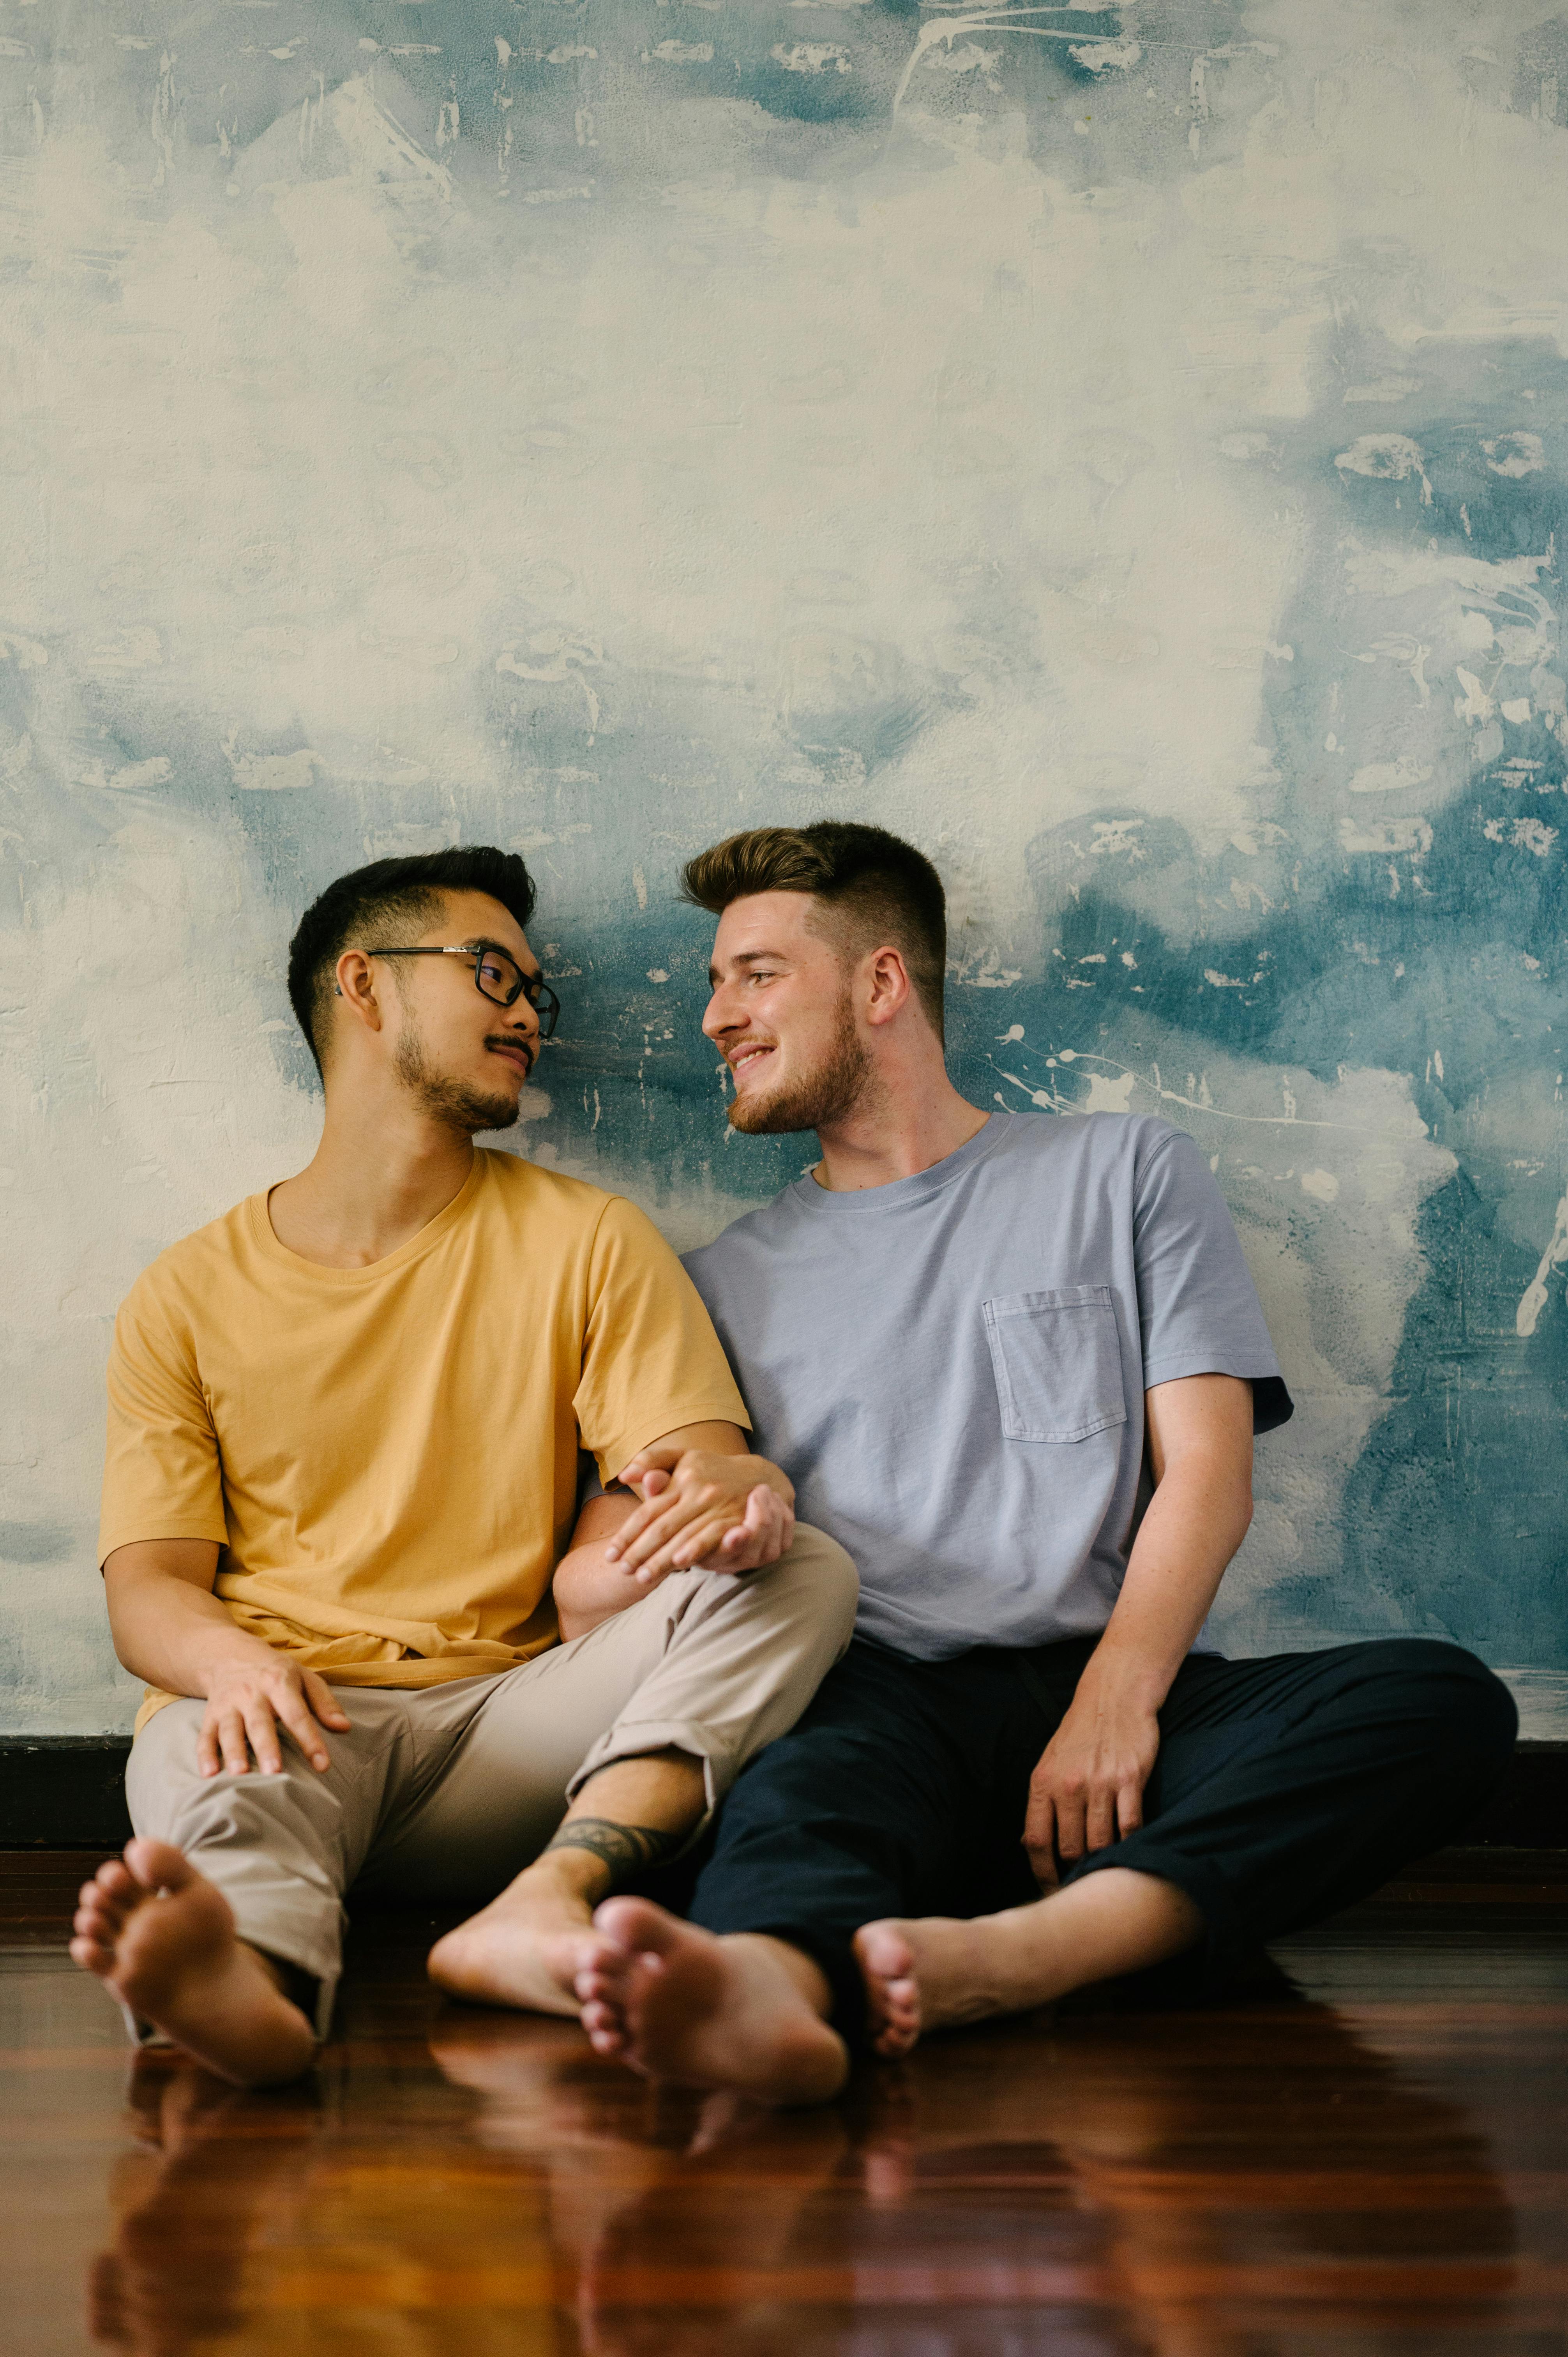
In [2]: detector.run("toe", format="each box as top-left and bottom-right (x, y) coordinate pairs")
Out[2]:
(592, 1896), (683, 1959)
(886, 1976), (920, 2024)
(75, 1892), (122, 1938)
(855, 1921), (916, 1982)
(124, 1838), (195, 1895)
(579, 1929), (628, 1966)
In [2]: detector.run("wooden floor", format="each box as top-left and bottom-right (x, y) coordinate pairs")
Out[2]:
(5, 1852), (1566, 2355)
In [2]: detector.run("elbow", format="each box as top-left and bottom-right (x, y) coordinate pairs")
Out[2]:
(1231, 1486), (1254, 1550)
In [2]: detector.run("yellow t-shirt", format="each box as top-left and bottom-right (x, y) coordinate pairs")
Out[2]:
(100, 1150), (749, 1735)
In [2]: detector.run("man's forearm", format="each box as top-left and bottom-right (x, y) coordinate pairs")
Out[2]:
(1081, 1460), (1252, 1710)
(552, 1536), (652, 1641)
(106, 1560), (275, 1698)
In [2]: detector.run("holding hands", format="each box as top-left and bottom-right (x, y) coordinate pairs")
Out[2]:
(607, 1442), (796, 1586)
(552, 1425), (798, 1641)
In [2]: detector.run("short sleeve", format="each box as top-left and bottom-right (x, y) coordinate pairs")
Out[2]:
(99, 1294), (230, 1564)
(574, 1197), (751, 1484)
(1133, 1131), (1293, 1435)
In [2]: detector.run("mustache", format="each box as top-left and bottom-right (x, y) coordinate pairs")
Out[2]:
(485, 1034), (534, 1075)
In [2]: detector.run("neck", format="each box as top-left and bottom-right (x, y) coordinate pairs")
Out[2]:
(268, 1083), (479, 1268)
(812, 1056), (990, 1193)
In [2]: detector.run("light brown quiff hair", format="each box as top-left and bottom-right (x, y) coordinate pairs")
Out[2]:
(681, 822), (947, 1042)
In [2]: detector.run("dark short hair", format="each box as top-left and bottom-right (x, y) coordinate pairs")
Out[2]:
(682, 822), (947, 1039)
(286, 846), (538, 1076)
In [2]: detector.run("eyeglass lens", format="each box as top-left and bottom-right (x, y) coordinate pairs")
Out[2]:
(474, 949), (559, 1036)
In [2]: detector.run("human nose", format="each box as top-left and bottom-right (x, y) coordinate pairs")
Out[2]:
(702, 982), (741, 1044)
(504, 990), (540, 1042)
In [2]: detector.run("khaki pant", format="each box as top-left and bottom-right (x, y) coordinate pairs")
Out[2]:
(125, 1527), (856, 2034)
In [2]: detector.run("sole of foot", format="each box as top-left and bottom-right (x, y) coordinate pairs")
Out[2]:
(577, 1898), (848, 2106)
(69, 1838), (316, 2088)
(427, 1869), (617, 2016)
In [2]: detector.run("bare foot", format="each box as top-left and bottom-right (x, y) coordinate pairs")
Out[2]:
(427, 1862), (618, 2015)
(576, 1898), (848, 2106)
(850, 1921), (923, 2060)
(69, 1839), (316, 2088)
(853, 1912), (1049, 2051)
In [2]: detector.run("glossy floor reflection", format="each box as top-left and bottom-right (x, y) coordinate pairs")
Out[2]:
(5, 1859), (1567, 2356)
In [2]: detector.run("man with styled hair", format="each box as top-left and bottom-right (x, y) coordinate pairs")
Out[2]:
(71, 845), (857, 2087)
(576, 820), (1517, 2105)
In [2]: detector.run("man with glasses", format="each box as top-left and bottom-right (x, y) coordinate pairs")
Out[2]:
(71, 847), (856, 2088)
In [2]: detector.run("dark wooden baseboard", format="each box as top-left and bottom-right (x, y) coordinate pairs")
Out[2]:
(3, 1739), (135, 1848)
(2, 1732), (1565, 1851)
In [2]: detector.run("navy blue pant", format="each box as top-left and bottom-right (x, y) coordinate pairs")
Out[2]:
(688, 1633), (1517, 2039)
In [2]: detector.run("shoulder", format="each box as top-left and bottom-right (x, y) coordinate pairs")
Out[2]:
(682, 1188), (798, 1289)
(115, 1197), (255, 1348)
(989, 1108), (1186, 1177)
(480, 1148), (619, 1224)
(486, 1157), (705, 1286)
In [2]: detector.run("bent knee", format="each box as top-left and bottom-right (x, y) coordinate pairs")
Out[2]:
(1365, 1638), (1519, 1758)
(775, 1524), (860, 1644)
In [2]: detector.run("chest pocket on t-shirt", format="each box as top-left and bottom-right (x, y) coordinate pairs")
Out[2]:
(982, 1286), (1127, 1444)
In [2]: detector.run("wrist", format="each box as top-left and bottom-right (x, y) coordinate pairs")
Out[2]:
(680, 1448), (794, 1509)
(194, 1633), (279, 1694)
(1077, 1643), (1170, 1715)
(735, 1452), (793, 1507)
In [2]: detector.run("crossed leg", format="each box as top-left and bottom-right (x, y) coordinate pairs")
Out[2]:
(72, 1529), (858, 2087)
(426, 1749), (707, 2013)
(575, 1636), (1519, 2104)
(71, 1748), (712, 2089)
(574, 1870), (1198, 2103)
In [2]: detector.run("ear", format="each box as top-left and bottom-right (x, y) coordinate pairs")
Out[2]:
(333, 949), (385, 1036)
(863, 945), (912, 1030)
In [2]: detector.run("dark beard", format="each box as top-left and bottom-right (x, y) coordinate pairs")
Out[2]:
(727, 990), (872, 1135)
(395, 1022), (521, 1135)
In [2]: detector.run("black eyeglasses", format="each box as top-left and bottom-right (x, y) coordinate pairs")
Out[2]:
(363, 944), (561, 1037)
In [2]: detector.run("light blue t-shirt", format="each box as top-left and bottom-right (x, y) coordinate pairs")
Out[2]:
(682, 1110), (1291, 1662)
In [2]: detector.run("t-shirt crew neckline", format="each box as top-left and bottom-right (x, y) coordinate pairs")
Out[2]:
(788, 1112), (1012, 1216)
(246, 1150), (491, 1283)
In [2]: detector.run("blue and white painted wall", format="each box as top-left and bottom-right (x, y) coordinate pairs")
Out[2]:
(4, 0), (1567, 1732)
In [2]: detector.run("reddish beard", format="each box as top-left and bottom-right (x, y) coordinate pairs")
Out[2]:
(726, 989), (870, 1135)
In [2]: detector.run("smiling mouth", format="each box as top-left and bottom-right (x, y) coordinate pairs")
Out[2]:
(729, 1045), (775, 1082)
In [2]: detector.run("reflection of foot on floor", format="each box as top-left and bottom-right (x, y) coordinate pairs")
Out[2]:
(90, 2057), (323, 2354)
(428, 1862), (625, 2018)
(70, 1840), (316, 2088)
(577, 1899), (849, 2106)
(427, 2011), (640, 2156)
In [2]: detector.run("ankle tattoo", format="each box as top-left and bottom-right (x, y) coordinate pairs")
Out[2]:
(544, 1817), (686, 1885)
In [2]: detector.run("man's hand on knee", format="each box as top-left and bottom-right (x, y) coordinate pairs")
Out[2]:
(1022, 1668), (1161, 1891)
(195, 1652), (352, 1779)
(607, 1445), (796, 1585)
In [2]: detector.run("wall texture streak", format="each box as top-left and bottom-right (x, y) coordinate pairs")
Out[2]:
(4, 0), (1567, 1733)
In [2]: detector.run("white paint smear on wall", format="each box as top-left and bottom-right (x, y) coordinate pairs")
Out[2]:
(6, 0), (1568, 1722)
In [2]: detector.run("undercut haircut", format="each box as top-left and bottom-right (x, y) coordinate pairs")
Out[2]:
(286, 846), (538, 1077)
(682, 822), (947, 1041)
